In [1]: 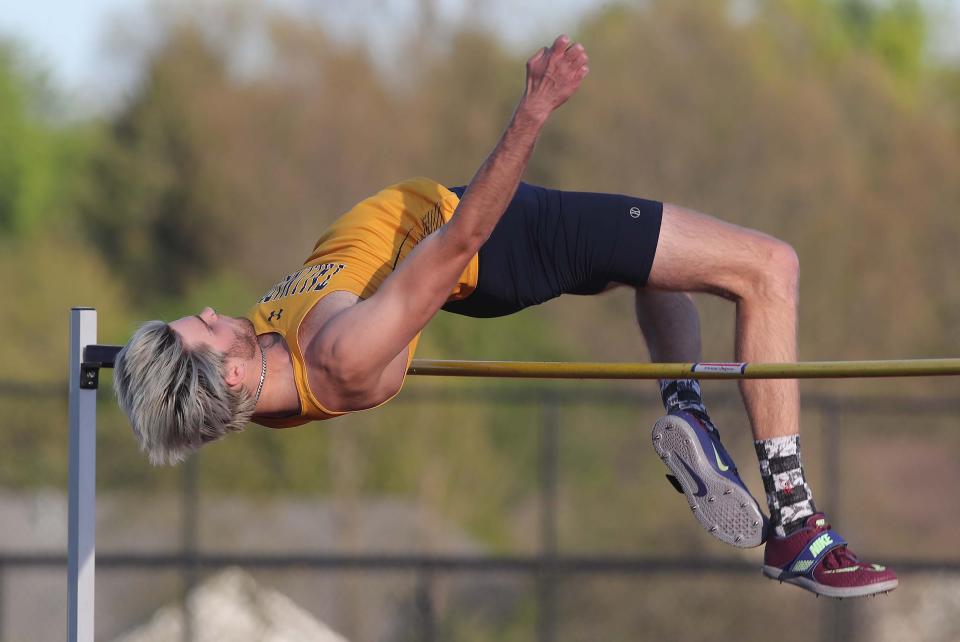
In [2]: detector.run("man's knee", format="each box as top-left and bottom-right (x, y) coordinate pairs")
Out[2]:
(747, 237), (799, 302)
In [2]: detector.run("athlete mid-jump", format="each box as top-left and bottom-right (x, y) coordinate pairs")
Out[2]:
(114, 35), (897, 598)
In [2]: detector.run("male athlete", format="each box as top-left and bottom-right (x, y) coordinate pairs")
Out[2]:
(114, 36), (897, 598)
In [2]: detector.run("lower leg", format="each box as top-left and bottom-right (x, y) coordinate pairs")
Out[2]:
(634, 289), (715, 427)
(725, 238), (815, 535)
(734, 287), (800, 439)
(634, 289), (701, 362)
(641, 289), (768, 546)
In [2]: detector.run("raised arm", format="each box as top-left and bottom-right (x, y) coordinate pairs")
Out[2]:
(315, 35), (589, 387)
(443, 35), (589, 250)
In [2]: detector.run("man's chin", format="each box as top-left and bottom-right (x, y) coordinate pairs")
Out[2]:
(229, 317), (259, 359)
(240, 316), (257, 338)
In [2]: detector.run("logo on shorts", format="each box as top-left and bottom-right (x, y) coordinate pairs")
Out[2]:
(629, 206), (642, 218)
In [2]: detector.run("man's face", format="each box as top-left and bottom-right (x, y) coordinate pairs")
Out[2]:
(169, 307), (257, 358)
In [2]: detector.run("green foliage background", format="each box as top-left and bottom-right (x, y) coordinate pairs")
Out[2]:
(1, 1), (959, 640)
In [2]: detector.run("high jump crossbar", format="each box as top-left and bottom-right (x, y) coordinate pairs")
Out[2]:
(68, 307), (960, 641)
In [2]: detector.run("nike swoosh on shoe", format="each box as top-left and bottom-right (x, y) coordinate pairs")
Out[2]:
(677, 456), (708, 497)
(712, 443), (730, 471)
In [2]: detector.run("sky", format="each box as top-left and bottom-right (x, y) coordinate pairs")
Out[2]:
(0, 0), (132, 87)
(1, 0), (957, 112)
(0, 0), (601, 99)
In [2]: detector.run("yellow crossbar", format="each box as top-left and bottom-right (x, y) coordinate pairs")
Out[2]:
(407, 358), (960, 380)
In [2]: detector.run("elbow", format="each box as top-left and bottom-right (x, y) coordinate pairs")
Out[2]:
(323, 363), (371, 399)
(314, 339), (375, 397)
(438, 225), (486, 259)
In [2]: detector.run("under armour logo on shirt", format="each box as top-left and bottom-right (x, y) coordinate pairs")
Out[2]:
(267, 309), (284, 322)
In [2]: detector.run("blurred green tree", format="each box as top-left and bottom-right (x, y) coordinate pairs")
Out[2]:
(80, 27), (233, 300)
(0, 41), (85, 236)
(781, 0), (927, 82)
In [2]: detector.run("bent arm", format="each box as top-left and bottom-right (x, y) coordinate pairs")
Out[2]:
(315, 36), (589, 388)
(316, 106), (546, 384)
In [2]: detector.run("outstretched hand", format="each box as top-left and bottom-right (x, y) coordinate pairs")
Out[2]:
(522, 35), (589, 119)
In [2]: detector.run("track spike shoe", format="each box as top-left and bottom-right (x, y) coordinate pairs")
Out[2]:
(652, 410), (768, 548)
(762, 513), (898, 598)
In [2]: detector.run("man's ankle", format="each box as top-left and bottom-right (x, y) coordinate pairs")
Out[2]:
(660, 379), (717, 432)
(754, 434), (816, 538)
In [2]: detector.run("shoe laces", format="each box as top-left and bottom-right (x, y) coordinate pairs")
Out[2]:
(809, 518), (861, 570)
(686, 408), (717, 433)
(696, 416), (741, 475)
(675, 409), (741, 475)
(823, 546), (861, 570)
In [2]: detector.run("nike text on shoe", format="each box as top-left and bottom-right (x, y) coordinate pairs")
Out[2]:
(652, 411), (768, 548)
(762, 513), (898, 598)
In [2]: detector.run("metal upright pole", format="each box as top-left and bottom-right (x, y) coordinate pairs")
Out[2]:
(181, 458), (200, 642)
(68, 308), (97, 642)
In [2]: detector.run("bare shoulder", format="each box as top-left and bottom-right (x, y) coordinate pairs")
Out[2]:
(298, 290), (410, 412)
(298, 290), (359, 370)
(295, 291), (359, 405)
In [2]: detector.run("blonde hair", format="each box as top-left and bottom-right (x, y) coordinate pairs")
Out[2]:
(113, 320), (254, 465)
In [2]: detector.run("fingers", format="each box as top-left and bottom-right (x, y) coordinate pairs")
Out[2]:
(564, 42), (588, 68)
(526, 45), (548, 70)
(522, 35), (589, 114)
(551, 34), (570, 55)
(528, 35), (588, 78)
(548, 35), (588, 69)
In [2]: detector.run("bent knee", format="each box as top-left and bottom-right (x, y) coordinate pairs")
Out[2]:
(708, 234), (799, 302)
(749, 237), (799, 300)
(767, 238), (799, 284)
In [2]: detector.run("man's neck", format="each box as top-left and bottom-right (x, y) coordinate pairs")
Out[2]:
(249, 333), (301, 418)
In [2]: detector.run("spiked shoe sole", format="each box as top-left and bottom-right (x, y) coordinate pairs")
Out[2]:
(652, 414), (767, 548)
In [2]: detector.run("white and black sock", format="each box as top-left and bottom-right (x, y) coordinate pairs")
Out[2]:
(754, 435), (817, 537)
(659, 379), (716, 432)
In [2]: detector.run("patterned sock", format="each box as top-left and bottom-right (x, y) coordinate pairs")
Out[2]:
(754, 435), (817, 537)
(659, 379), (716, 432)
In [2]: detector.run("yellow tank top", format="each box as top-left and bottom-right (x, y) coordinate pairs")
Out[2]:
(246, 178), (477, 427)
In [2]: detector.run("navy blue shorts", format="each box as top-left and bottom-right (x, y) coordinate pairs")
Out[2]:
(442, 183), (663, 318)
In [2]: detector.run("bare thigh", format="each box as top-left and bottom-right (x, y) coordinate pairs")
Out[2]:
(647, 203), (785, 298)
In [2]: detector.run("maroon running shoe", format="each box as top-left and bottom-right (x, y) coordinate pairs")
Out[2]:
(762, 513), (898, 598)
